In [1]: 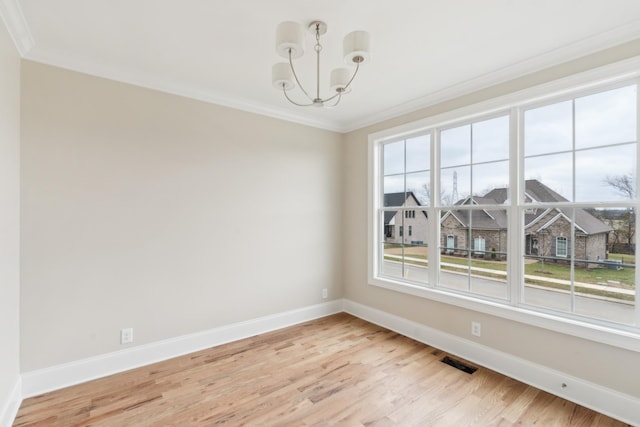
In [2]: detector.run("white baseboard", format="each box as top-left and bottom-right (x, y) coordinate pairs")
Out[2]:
(0, 377), (21, 427)
(343, 299), (640, 427)
(21, 300), (343, 399)
(17, 298), (639, 426)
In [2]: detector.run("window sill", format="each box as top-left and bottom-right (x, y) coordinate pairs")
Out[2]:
(369, 275), (640, 353)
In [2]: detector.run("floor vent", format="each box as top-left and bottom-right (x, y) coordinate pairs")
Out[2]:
(441, 356), (477, 374)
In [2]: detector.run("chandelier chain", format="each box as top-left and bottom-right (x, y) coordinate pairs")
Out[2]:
(315, 24), (321, 101)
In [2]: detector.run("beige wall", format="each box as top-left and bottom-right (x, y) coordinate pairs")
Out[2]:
(20, 61), (343, 370)
(0, 18), (21, 410)
(11, 30), (640, 404)
(342, 40), (640, 398)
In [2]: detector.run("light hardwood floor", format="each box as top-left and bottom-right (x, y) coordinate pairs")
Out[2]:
(14, 313), (629, 426)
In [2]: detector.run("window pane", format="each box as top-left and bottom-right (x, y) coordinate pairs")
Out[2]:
(441, 166), (470, 205)
(439, 209), (509, 300)
(472, 161), (509, 199)
(404, 242), (429, 284)
(472, 115), (509, 163)
(575, 144), (636, 203)
(470, 209), (509, 300)
(441, 125), (470, 168)
(575, 85), (637, 149)
(523, 212), (573, 313)
(524, 153), (573, 202)
(381, 242), (404, 280)
(440, 210), (471, 292)
(406, 134), (430, 173)
(380, 209), (429, 285)
(383, 175), (404, 199)
(406, 171), (430, 206)
(524, 100), (572, 156)
(575, 207), (635, 324)
(521, 206), (637, 323)
(383, 141), (404, 175)
(381, 210), (403, 280)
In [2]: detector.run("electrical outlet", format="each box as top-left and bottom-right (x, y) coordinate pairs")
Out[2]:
(121, 328), (133, 344)
(471, 321), (481, 337)
(322, 288), (328, 299)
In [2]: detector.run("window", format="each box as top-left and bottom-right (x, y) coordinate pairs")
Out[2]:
(555, 236), (568, 257)
(370, 64), (640, 347)
(446, 235), (455, 254)
(474, 237), (486, 256)
(439, 115), (510, 300)
(380, 135), (431, 284)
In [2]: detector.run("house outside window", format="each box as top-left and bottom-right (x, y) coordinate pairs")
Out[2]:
(370, 63), (639, 347)
(399, 226), (403, 237)
(409, 225), (412, 237)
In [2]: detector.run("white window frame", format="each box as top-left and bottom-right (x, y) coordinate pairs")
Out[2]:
(367, 57), (640, 352)
(556, 236), (568, 258)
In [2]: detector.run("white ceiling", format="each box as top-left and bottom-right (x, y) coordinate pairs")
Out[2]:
(2, 0), (640, 132)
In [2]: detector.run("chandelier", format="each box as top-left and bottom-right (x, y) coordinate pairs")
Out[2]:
(272, 21), (370, 108)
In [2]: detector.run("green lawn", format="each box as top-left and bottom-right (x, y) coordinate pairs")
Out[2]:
(524, 259), (634, 288)
(606, 253), (635, 265)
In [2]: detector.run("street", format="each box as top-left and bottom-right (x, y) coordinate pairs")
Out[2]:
(381, 261), (635, 324)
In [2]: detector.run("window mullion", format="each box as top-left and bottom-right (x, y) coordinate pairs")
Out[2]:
(429, 129), (440, 288)
(509, 107), (521, 306)
(635, 78), (640, 327)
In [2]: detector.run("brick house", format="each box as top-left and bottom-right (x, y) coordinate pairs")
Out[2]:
(441, 180), (612, 263)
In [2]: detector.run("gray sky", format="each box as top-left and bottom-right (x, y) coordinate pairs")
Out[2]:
(383, 84), (637, 205)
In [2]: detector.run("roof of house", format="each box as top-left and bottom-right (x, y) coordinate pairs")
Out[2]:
(383, 192), (428, 224)
(445, 179), (612, 234)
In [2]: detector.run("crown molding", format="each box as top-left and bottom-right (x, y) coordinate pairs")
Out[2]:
(11, 7), (640, 134)
(342, 18), (640, 133)
(0, 0), (33, 56)
(23, 49), (345, 133)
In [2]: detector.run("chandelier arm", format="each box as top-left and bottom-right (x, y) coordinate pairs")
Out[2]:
(317, 62), (361, 103)
(340, 61), (361, 92)
(318, 62), (360, 103)
(320, 91), (342, 103)
(325, 91), (342, 108)
(288, 49), (313, 102)
(282, 84), (314, 107)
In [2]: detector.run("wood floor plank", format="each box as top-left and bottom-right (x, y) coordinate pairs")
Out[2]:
(13, 313), (630, 426)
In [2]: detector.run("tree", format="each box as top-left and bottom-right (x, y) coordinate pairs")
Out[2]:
(415, 183), (449, 206)
(604, 174), (635, 253)
(604, 174), (635, 199)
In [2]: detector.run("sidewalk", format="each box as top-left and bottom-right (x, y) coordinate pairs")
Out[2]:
(384, 254), (635, 297)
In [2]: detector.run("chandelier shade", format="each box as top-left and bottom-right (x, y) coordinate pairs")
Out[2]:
(272, 20), (370, 108)
(275, 21), (305, 59)
(343, 31), (370, 63)
(330, 68), (351, 93)
(272, 63), (295, 90)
